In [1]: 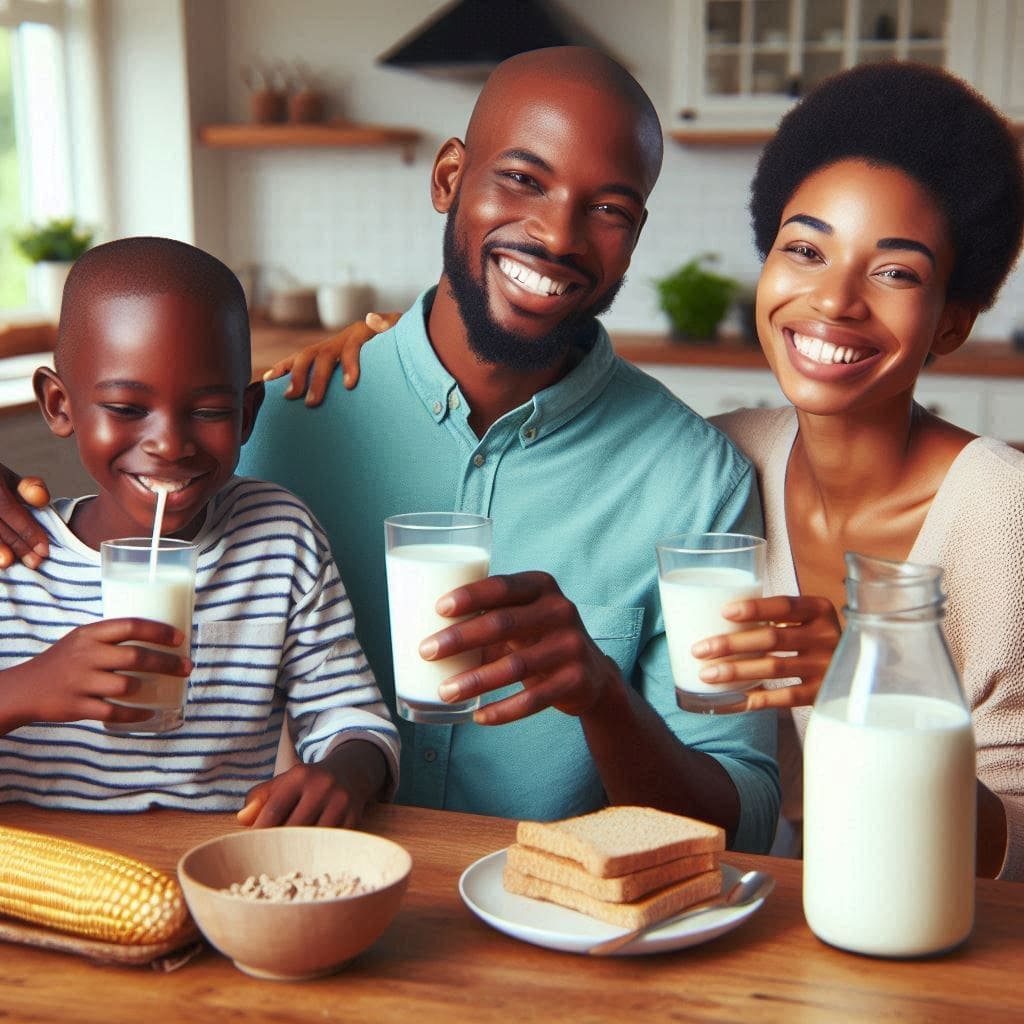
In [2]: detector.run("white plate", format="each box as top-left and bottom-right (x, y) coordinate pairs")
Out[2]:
(459, 849), (767, 956)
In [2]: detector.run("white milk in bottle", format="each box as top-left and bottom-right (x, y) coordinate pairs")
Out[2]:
(804, 694), (975, 956)
(802, 553), (976, 957)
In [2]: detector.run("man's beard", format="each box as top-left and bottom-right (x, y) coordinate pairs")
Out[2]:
(442, 202), (625, 372)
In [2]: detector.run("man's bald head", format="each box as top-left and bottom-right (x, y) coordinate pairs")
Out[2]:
(465, 46), (663, 192)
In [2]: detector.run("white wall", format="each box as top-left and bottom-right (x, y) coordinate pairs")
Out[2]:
(100, 0), (195, 241)
(105, 0), (1020, 338)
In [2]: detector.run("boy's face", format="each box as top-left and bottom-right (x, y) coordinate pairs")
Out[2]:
(43, 290), (260, 543)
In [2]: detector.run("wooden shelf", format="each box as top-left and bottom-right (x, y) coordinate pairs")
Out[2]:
(669, 128), (773, 147)
(672, 121), (1024, 147)
(197, 122), (421, 163)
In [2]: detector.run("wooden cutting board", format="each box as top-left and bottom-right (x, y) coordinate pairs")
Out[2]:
(0, 916), (204, 968)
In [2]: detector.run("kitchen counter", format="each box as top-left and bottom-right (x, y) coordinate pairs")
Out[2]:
(248, 322), (1024, 379)
(3, 319), (1024, 418)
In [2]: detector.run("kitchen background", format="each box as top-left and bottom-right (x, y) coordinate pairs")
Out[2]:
(97, 0), (1024, 337)
(3, 0), (1024, 497)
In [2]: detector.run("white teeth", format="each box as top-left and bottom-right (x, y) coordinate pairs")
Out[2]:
(138, 476), (189, 494)
(497, 256), (569, 297)
(792, 332), (870, 366)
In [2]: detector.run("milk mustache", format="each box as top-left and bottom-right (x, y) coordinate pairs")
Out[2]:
(802, 553), (976, 957)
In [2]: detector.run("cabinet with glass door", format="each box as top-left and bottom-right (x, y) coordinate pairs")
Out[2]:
(672, 0), (950, 133)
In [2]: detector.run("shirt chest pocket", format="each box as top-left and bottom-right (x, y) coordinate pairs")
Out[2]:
(575, 604), (644, 677)
(189, 620), (289, 728)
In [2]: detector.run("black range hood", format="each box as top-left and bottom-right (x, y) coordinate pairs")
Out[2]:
(377, 0), (615, 80)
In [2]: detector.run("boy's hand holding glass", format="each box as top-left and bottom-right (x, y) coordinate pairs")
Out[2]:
(690, 594), (842, 712)
(2, 618), (191, 731)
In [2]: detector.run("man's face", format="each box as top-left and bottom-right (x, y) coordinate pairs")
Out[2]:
(437, 78), (655, 369)
(56, 292), (259, 541)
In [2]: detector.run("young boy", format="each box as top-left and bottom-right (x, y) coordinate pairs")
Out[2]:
(0, 236), (399, 827)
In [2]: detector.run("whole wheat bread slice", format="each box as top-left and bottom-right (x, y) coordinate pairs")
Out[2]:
(515, 806), (725, 878)
(505, 844), (718, 902)
(502, 864), (723, 929)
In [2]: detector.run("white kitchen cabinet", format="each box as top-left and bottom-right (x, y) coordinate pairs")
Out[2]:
(670, 0), (1021, 130)
(637, 364), (787, 418)
(986, 383), (1024, 442)
(635, 362), (1024, 441)
(911, 377), (986, 434)
(951, 0), (1024, 117)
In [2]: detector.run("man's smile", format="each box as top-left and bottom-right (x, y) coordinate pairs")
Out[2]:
(496, 255), (572, 297)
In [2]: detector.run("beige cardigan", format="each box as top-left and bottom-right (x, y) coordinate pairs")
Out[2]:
(713, 406), (1024, 882)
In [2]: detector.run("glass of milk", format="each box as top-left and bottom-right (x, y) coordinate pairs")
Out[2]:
(384, 513), (492, 724)
(100, 537), (199, 734)
(655, 532), (766, 713)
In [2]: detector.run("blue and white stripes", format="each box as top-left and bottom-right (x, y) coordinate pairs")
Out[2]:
(0, 476), (399, 812)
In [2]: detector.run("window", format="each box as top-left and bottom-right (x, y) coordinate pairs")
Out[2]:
(0, 0), (74, 310)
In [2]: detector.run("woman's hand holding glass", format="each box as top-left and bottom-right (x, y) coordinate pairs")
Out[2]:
(689, 594), (841, 711)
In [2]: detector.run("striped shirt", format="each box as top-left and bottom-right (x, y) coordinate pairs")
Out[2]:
(0, 476), (399, 812)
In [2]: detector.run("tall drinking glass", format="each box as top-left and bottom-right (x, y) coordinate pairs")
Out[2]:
(656, 532), (766, 713)
(384, 513), (492, 724)
(100, 537), (198, 733)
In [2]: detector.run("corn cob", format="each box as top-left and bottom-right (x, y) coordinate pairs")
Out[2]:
(0, 825), (189, 945)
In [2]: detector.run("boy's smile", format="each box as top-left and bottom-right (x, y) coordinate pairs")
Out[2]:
(35, 291), (260, 548)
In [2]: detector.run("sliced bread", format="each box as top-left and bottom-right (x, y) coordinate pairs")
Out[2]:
(502, 864), (723, 929)
(505, 843), (718, 903)
(515, 806), (725, 878)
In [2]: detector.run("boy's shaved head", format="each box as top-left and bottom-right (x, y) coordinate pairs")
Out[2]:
(57, 236), (250, 381)
(466, 46), (663, 193)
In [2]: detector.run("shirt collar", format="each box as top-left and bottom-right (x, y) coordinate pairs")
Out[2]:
(393, 287), (618, 444)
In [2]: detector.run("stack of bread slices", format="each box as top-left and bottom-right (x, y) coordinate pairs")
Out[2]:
(502, 805), (725, 929)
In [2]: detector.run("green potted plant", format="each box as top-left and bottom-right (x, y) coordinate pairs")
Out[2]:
(13, 217), (95, 322)
(655, 253), (738, 342)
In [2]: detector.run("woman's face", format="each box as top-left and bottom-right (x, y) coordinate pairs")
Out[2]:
(755, 158), (966, 417)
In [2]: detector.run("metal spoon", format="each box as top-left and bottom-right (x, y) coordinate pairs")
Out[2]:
(586, 869), (775, 956)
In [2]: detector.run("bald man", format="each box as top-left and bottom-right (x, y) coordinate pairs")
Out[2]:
(2, 49), (779, 848)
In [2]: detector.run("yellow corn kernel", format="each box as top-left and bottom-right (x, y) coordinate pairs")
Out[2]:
(0, 825), (189, 945)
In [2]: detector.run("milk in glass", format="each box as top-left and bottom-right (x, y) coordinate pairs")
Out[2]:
(659, 565), (762, 693)
(102, 565), (194, 710)
(384, 513), (492, 724)
(100, 537), (198, 733)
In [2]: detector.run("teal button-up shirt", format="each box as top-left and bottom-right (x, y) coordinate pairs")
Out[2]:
(240, 290), (779, 850)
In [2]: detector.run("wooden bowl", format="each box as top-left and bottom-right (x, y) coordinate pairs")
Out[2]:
(177, 827), (411, 980)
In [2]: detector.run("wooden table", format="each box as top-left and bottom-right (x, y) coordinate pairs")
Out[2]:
(0, 803), (1021, 1023)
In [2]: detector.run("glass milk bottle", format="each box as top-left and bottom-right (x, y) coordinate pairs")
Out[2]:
(803, 553), (976, 957)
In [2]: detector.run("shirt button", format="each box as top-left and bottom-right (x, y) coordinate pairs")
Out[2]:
(432, 400), (443, 415)
(473, 453), (485, 467)
(523, 427), (537, 441)
(423, 748), (437, 763)
(448, 393), (461, 410)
